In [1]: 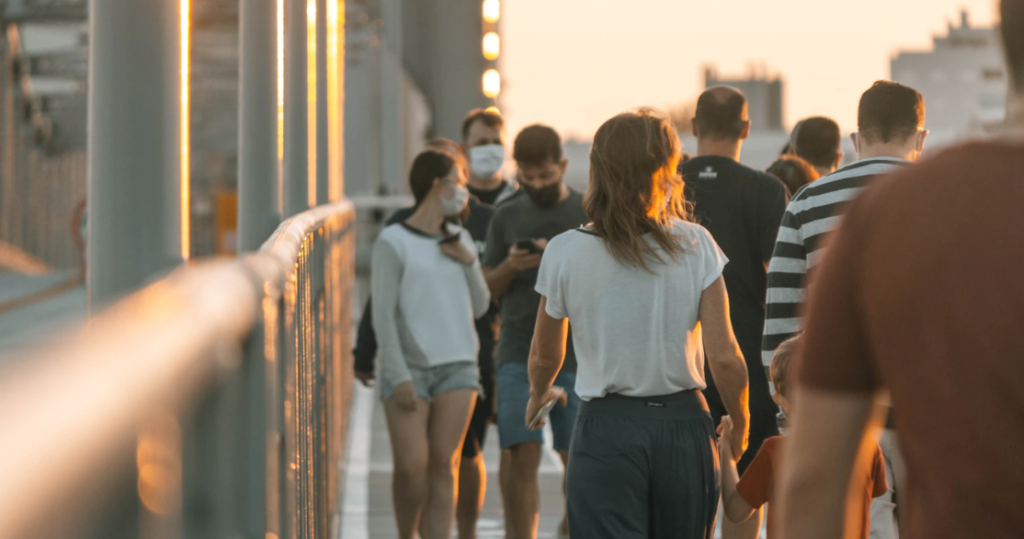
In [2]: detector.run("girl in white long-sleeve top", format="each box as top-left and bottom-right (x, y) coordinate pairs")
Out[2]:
(371, 149), (491, 539)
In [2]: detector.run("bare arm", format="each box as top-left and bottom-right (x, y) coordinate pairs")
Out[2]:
(719, 416), (757, 522)
(525, 298), (569, 428)
(776, 387), (881, 539)
(699, 276), (750, 456)
(483, 261), (517, 300)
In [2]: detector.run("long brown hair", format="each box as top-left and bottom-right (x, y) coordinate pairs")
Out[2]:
(584, 109), (690, 270)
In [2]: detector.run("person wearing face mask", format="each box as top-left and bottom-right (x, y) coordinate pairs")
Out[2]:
(462, 108), (518, 206)
(372, 149), (491, 539)
(482, 125), (589, 539)
(353, 137), (502, 539)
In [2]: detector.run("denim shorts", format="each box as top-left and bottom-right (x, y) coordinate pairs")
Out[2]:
(496, 362), (580, 452)
(379, 361), (480, 403)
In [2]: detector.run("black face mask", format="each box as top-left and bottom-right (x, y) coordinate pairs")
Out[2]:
(521, 182), (562, 208)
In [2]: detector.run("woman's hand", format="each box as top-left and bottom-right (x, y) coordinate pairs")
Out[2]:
(441, 239), (477, 266)
(355, 370), (375, 387)
(525, 386), (567, 430)
(394, 381), (418, 411)
(719, 416), (740, 463)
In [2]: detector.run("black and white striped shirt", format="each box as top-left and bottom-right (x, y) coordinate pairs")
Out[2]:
(761, 157), (911, 366)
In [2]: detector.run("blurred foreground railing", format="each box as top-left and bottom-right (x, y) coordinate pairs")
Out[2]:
(0, 201), (355, 539)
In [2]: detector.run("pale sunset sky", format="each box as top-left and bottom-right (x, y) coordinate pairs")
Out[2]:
(500, 0), (1000, 140)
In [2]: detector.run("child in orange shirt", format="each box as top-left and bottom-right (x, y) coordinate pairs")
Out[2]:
(719, 336), (889, 538)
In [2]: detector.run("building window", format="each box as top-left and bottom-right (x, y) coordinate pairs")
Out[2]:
(983, 68), (1004, 81)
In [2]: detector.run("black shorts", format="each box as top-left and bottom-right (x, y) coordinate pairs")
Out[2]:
(462, 370), (496, 458)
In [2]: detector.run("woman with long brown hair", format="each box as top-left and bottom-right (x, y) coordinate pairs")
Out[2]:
(525, 110), (751, 538)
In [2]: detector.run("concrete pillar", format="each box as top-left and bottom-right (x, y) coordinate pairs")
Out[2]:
(87, 0), (185, 310)
(284, 0), (310, 217)
(379, 0), (403, 192)
(314, 0), (330, 205)
(238, 0), (281, 253)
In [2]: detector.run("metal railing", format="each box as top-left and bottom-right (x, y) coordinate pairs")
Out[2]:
(0, 200), (356, 539)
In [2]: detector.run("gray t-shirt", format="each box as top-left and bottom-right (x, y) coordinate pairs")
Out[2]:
(483, 190), (589, 371)
(535, 221), (728, 400)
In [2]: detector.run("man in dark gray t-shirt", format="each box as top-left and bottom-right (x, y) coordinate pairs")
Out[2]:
(483, 125), (588, 539)
(484, 191), (585, 374)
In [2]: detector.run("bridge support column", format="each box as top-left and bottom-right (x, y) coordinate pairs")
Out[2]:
(238, 0), (282, 253)
(284, 0), (311, 217)
(87, 0), (186, 310)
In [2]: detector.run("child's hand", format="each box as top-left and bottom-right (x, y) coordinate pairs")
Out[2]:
(719, 416), (739, 462)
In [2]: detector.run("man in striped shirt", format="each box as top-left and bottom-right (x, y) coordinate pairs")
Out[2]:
(762, 80), (927, 536)
(762, 81), (927, 363)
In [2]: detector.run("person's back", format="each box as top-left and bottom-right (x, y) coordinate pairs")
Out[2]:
(681, 85), (789, 476)
(529, 109), (750, 539)
(540, 219), (725, 398)
(796, 142), (1024, 538)
(683, 158), (787, 329)
(780, 5), (1024, 533)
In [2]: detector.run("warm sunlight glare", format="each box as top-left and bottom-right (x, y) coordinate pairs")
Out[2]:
(327, 0), (343, 202)
(483, 69), (501, 98)
(180, 0), (190, 260)
(276, 0), (285, 211)
(482, 0), (500, 24)
(306, 0), (317, 208)
(483, 31), (500, 61)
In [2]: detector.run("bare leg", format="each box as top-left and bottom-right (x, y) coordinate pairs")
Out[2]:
(557, 451), (569, 537)
(457, 448), (487, 539)
(508, 441), (543, 539)
(722, 507), (764, 539)
(500, 449), (515, 538)
(383, 396), (431, 539)
(421, 389), (476, 539)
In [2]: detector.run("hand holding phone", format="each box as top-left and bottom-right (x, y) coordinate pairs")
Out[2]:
(526, 386), (567, 431)
(514, 239), (542, 255)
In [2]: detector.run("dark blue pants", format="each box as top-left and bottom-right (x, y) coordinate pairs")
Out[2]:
(566, 390), (719, 539)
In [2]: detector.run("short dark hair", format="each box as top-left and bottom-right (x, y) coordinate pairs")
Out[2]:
(767, 155), (819, 196)
(1001, 0), (1024, 90)
(793, 117), (841, 169)
(857, 81), (925, 144)
(770, 335), (801, 398)
(693, 86), (747, 140)
(513, 124), (563, 166)
(461, 109), (504, 141)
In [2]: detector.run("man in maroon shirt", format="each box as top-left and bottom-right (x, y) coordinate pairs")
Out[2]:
(778, 2), (1024, 538)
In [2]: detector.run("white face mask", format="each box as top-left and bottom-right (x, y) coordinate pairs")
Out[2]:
(469, 144), (505, 178)
(441, 183), (470, 216)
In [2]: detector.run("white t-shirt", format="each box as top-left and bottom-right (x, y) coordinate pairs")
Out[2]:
(535, 220), (728, 400)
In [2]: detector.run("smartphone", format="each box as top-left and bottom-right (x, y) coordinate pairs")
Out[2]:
(514, 239), (542, 254)
(527, 386), (564, 430)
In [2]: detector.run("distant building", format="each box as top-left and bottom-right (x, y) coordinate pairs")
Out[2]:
(891, 11), (1007, 140)
(704, 65), (784, 132)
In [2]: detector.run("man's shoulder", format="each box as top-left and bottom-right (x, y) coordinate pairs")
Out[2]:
(793, 158), (909, 203)
(495, 187), (527, 208)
